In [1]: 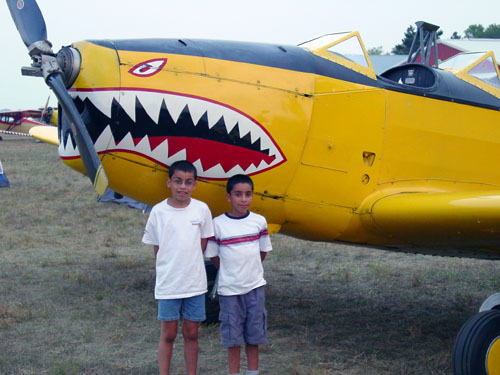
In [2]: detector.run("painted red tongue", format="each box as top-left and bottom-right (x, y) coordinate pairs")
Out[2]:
(144, 136), (275, 172)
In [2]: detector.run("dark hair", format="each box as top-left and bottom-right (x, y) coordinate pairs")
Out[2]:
(169, 160), (197, 179)
(226, 174), (254, 194)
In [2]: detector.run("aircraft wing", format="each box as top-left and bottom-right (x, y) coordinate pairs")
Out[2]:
(0, 109), (44, 119)
(363, 190), (500, 251)
(29, 125), (58, 146)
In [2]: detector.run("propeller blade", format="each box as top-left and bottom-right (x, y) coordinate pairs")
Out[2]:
(6, 0), (108, 195)
(40, 95), (50, 122)
(46, 73), (108, 196)
(6, 0), (47, 47)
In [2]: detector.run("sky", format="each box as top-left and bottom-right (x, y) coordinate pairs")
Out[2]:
(1, 0), (500, 110)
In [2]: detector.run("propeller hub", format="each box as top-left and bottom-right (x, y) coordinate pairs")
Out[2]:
(56, 47), (81, 88)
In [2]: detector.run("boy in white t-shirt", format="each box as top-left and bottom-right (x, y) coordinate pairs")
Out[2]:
(142, 160), (214, 375)
(206, 174), (272, 375)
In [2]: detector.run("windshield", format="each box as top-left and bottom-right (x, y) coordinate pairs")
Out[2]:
(300, 32), (369, 67)
(441, 52), (500, 91)
(327, 36), (369, 67)
(468, 56), (500, 89)
(0, 115), (15, 124)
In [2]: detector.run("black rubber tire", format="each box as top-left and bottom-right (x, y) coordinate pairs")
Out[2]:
(452, 309), (500, 375)
(203, 260), (219, 325)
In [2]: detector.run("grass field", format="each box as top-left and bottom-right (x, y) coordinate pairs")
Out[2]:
(1, 136), (500, 375)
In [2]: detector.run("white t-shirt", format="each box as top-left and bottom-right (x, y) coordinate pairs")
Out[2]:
(142, 198), (214, 299)
(205, 211), (272, 296)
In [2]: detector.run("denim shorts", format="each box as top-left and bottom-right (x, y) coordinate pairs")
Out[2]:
(157, 294), (206, 322)
(219, 286), (267, 347)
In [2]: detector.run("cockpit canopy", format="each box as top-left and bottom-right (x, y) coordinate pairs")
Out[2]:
(299, 31), (376, 80)
(300, 26), (500, 100)
(440, 51), (500, 96)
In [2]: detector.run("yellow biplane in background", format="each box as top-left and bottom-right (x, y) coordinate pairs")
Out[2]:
(6, 0), (500, 373)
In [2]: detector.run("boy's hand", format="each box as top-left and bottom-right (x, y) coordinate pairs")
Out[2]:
(210, 256), (220, 270)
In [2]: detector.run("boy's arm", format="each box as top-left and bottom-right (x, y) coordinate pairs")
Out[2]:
(258, 217), (272, 261)
(210, 256), (220, 270)
(201, 238), (208, 252)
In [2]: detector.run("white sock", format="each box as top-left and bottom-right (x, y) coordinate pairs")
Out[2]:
(247, 371), (259, 375)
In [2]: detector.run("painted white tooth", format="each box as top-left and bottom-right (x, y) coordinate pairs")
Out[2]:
(222, 112), (239, 134)
(70, 91), (84, 102)
(94, 125), (113, 153)
(119, 91), (137, 122)
(166, 141), (187, 161)
(164, 94), (187, 123)
(187, 98), (206, 125)
(226, 164), (245, 176)
(207, 103), (225, 128)
(249, 126), (265, 145)
(237, 117), (252, 139)
(259, 137), (274, 154)
(116, 132), (135, 150)
(79, 91), (118, 118)
(58, 135), (78, 157)
(70, 91), (82, 100)
(135, 135), (152, 154)
(257, 160), (270, 170)
(150, 138), (169, 163)
(192, 159), (205, 173)
(201, 163), (226, 179)
(243, 163), (258, 175)
(137, 91), (163, 124)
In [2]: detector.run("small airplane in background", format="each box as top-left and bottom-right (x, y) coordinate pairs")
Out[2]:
(0, 100), (57, 137)
(6, 1), (500, 373)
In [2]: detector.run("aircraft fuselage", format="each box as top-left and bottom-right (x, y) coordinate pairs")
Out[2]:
(58, 38), (500, 256)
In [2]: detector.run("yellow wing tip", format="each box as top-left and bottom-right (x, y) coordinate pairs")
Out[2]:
(28, 125), (59, 146)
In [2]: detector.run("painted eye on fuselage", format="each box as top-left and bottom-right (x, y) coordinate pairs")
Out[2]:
(128, 58), (168, 77)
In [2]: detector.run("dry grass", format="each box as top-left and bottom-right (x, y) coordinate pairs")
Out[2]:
(1, 136), (499, 374)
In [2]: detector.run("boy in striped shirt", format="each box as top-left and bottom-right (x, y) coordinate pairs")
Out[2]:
(206, 174), (272, 375)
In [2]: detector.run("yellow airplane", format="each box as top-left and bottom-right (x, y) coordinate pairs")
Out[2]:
(6, 1), (500, 373)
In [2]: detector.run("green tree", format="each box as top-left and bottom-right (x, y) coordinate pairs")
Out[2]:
(464, 23), (500, 38)
(464, 24), (485, 38)
(451, 31), (461, 39)
(392, 25), (415, 54)
(391, 25), (443, 55)
(483, 24), (500, 38)
(367, 46), (384, 55)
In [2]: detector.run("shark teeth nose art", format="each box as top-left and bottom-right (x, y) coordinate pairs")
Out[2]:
(60, 89), (286, 179)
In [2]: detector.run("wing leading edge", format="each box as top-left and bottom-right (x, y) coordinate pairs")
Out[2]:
(362, 190), (500, 256)
(29, 125), (58, 146)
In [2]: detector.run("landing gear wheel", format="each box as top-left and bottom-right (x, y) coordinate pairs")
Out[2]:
(452, 309), (500, 375)
(203, 261), (219, 325)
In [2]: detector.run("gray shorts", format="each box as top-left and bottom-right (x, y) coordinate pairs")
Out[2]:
(218, 286), (267, 347)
